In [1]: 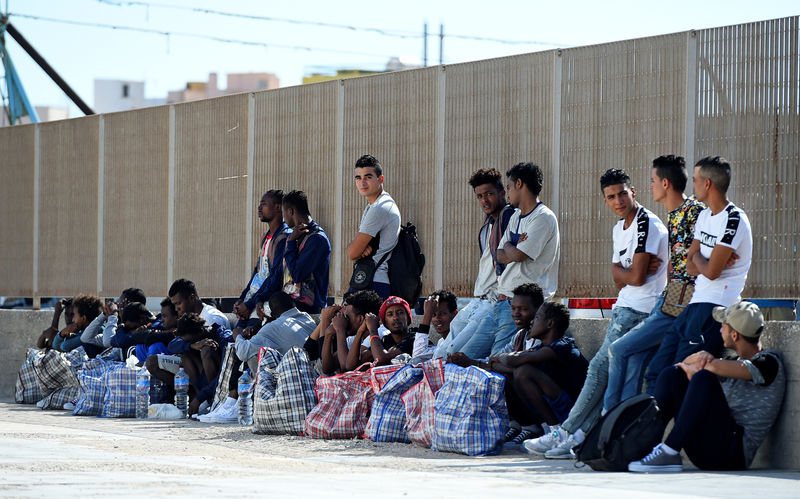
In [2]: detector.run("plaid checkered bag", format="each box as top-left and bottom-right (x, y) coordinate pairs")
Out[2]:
(40, 386), (80, 410)
(74, 359), (121, 416)
(253, 347), (318, 435)
(431, 364), (509, 456)
(365, 364), (423, 442)
(303, 365), (375, 439)
(101, 364), (138, 418)
(16, 348), (45, 404)
(210, 345), (240, 412)
(32, 347), (86, 397)
(97, 347), (124, 362)
(402, 358), (446, 447)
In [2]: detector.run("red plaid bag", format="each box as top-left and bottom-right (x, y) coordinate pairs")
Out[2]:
(402, 358), (446, 448)
(303, 365), (375, 439)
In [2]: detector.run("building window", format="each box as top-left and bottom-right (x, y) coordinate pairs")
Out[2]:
(122, 84), (129, 98)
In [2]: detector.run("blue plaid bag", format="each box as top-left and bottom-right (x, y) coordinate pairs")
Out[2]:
(253, 347), (319, 435)
(74, 359), (122, 416)
(365, 364), (424, 443)
(431, 364), (509, 456)
(101, 364), (138, 418)
(40, 386), (80, 410)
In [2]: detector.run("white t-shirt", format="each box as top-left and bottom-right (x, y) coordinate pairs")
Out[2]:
(690, 203), (752, 306)
(474, 232), (498, 299)
(612, 206), (669, 314)
(497, 203), (560, 300)
(358, 191), (401, 284)
(200, 303), (231, 331)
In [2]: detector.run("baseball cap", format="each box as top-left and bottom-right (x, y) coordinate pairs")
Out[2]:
(712, 301), (764, 338)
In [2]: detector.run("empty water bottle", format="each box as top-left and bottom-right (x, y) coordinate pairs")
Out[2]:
(135, 368), (150, 419)
(237, 368), (253, 425)
(174, 367), (189, 419)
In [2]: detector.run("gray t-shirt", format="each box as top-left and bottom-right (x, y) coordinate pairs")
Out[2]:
(358, 190), (401, 284)
(723, 349), (785, 467)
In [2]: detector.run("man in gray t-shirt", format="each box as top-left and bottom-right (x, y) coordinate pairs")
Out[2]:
(629, 301), (785, 473)
(347, 155), (401, 299)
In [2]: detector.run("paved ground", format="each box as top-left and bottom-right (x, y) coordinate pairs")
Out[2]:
(1, 400), (798, 498)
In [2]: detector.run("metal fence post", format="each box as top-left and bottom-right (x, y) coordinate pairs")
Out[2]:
(434, 65), (446, 290)
(684, 30), (697, 166)
(97, 115), (105, 296)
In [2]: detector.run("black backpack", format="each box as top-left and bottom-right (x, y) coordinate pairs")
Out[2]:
(387, 222), (425, 305)
(573, 394), (667, 471)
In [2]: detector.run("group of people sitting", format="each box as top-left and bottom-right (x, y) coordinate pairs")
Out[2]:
(26, 153), (785, 473)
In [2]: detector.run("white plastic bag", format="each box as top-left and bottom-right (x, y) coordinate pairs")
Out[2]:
(147, 403), (184, 420)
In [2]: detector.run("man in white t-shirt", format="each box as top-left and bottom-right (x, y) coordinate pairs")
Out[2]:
(434, 168), (513, 358)
(644, 156), (753, 392)
(524, 168), (668, 459)
(452, 162), (560, 360)
(347, 154), (401, 300)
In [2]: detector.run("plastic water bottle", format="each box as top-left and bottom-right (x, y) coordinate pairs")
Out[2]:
(237, 368), (253, 425)
(174, 367), (189, 419)
(135, 368), (150, 419)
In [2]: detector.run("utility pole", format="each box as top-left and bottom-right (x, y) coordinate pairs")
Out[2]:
(423, 22), (428, 67)
(439, 24), (444, 65)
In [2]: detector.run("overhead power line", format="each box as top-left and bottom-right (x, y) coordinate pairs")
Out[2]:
(8, 13), (395, 59)
(95, 0), (565, 47)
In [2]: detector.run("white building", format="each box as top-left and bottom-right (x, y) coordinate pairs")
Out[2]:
(0, 106), (69, 127)
(93, 79), (165, 113)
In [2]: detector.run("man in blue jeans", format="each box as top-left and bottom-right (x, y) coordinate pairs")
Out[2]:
(603, 155), (704, 411)
(524, 168), (668, 459)
(642, 156), (753, 393)
(447, 162), (560, 360)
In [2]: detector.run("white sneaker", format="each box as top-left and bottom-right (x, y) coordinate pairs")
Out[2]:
(544, 429), (584, 459)
(523, 425), (565, 455)
(63, 402), (75, 411)
(36, 399), (45, 408)
(198, 397), (238, 423)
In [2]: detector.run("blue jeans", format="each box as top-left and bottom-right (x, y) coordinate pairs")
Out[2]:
(434, 298), (493, 359)
(604, 294), (672, 411)
(561, 306), (649, 435)
(458, 299), (517, 359)
(644, 302), (722, 395)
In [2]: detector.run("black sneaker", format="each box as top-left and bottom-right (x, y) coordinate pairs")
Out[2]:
(504, 426), (522, 442)
(509, 426), (545, 446)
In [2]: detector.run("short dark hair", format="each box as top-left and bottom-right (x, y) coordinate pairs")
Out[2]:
(652, 155), (688, 193)
(695, 156), (732, 194)
(507, 162), (544, 197)
(264, 189), (284, 204)
(121, 302), (151, 324)
(72, 294), (103, 322)
(430, 289), (457, 313)
(121, 287), (146, 304)
(160, 297), (176, 314)
(538, 301), (570, 335)
(468, 168), (504, 191)
(344, 289), (383, 317)
(600, 168), (632, 192)
(282, 190), (310, 217)
(168, 278), (198, 299)
(268, 291), (295, 317)
(512, 283), (545, 311)
(355, 154), (382, 176)
(177, 312), (205, 337)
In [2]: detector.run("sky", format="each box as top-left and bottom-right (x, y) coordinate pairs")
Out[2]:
(2, 0), (798, 118)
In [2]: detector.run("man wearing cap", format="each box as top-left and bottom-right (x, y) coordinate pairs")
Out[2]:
(362, 296), (416, 366)
(629, 301), (785, 472)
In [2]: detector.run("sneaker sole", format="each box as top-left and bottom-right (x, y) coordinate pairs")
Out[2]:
(544, 450), (576, 459)
(628, 463), (683, 473)
(522, 443), (553, 456)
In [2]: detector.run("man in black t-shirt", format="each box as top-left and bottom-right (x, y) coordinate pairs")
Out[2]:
(363, 296), (415, 366)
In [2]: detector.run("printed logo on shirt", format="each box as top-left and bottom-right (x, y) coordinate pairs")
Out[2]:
(635, 208), (649, 253)
(699, 231), (717, 248)
(721, 206), (740, 245)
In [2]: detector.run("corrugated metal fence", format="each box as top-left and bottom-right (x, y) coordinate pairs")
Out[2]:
(1, 17), (797, 300)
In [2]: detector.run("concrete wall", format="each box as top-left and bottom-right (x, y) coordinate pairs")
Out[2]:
(1, 310), (796, 469)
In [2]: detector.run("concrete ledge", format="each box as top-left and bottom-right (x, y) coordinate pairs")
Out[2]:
(2, 310), (797, 469)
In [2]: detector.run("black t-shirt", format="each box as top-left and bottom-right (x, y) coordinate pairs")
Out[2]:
(381, 332), (415, 355)
(532, 336), (589, 402)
